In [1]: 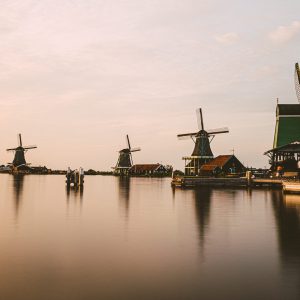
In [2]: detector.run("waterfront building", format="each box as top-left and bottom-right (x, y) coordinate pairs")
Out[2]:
(199, 155), (246, 177)
(129, 164), (171, 176)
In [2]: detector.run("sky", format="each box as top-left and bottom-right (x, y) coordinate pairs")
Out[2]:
(0, 0), (300, 170)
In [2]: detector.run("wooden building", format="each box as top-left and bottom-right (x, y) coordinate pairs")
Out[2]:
(199, 155), (246, 177)
(265, 141), (300, 174)
(130, 164), (169, 176)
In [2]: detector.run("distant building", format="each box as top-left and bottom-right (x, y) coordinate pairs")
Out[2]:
(199, 155), (246, 177)
(130, 164), (170, 176)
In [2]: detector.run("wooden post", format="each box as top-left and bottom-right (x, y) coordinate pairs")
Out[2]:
(246, 171), (252, 187)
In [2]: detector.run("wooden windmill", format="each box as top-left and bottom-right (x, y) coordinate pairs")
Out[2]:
(114, 135), (141, 175)
(265, 64), (300, 172)
(7, 134), (37, 169)
(272, 63), (300, 149)
(177, 108), (229, 176)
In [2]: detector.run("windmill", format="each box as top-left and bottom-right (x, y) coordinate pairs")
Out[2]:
(114, 135), (141, 175)
(6, 134), (37, 169)
(177, 108), (229, 176)
(294, 62), (300, 103)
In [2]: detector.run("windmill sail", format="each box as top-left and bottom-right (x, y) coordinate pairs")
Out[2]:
(177, 132), (198, 139)
(295, 63), (300, 103)
(196, 108), (204, 130)
(18, 134), (22, 147)
(126, 134), (131, 150)
(207, 127), (229, 135)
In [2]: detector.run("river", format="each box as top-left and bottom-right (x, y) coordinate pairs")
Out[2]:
(0, 174), (299, 299)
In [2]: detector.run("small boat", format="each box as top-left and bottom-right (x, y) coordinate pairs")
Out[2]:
(171, 176), (184, 188)
(282, 181), (300, 194)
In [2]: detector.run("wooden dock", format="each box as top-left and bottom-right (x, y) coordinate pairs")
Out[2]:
(172, 176), (284, 189)
(282, 181), (300, 193)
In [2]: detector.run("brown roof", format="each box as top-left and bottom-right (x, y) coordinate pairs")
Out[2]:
(200, 165), (220, 171)
(204, 155), (233, 167)
(130, 164), (161, 172)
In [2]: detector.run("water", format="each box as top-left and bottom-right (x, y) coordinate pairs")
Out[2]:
(0, 174), (299, 300)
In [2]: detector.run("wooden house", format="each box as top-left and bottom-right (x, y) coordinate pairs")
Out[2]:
(200, 155), (246, 177)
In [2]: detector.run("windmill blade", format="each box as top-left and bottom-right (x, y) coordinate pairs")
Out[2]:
(130, 147), (141, 152)
(207, 127), (229, 135)
(294, 63), (300, 103)
(18, 133), (22, 147)
(126, 135), (131, 150)
(23, 145), (37, 150)
(196, 108), (204, 130)
(6, 148), (17, 151)
(16, 163), (27, 169)
(177, 132), (198, 140)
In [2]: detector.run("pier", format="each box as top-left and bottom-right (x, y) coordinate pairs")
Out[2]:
(171, 176), (288, 189)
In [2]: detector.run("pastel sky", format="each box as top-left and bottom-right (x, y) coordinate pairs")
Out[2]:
(0, 0), (300, 170)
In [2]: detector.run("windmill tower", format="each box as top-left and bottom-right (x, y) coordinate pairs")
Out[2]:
(6, 134), (37, 169)
(177, 108), (229, 176)
(265, 63), (300, 172)
(114, 135), (141, 175)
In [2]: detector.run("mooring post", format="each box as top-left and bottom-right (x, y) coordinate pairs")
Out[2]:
(246, 171), (252, 187)
(79, 167), (84, 186)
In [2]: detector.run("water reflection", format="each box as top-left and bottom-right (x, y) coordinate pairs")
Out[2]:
(66, 185), (84, 210)
(118, 176), (131, 220)
(193, 188), (212, 253)
(12, 174), (25, 220)
(271, 191), (300, 297)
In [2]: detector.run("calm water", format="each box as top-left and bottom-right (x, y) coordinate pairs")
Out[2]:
(0, 174), (299, 300)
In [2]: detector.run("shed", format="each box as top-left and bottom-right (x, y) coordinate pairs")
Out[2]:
(200, 155), (246, 176)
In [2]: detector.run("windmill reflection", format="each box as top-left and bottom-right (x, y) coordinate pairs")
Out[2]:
(118, 176), (131, 220)
(193, 188), (212, 253)
(12, 174), (25, 220)
(271, 190), (300, 295)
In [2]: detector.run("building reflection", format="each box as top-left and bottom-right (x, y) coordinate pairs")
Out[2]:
(118, 176), (131, 220)
(193, 188), (212, 253)
(271, 190), (300, 296)
(66, 185), (84, 210)
(271, 191), (300, 262)
(12, 174), (25, 220)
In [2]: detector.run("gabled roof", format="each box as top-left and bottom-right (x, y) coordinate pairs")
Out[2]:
(200, 165), (221, 171)
(204, 155), (233, 167)
(130, 164), (162, 172)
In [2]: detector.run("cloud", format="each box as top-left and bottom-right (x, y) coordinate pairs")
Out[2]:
(214, 32), (239, 45)
(269, 21), (300, 44)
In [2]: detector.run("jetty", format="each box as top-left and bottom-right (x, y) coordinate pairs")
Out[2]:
(282, 181), (300, 193)
(171, 175), (285, 188)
